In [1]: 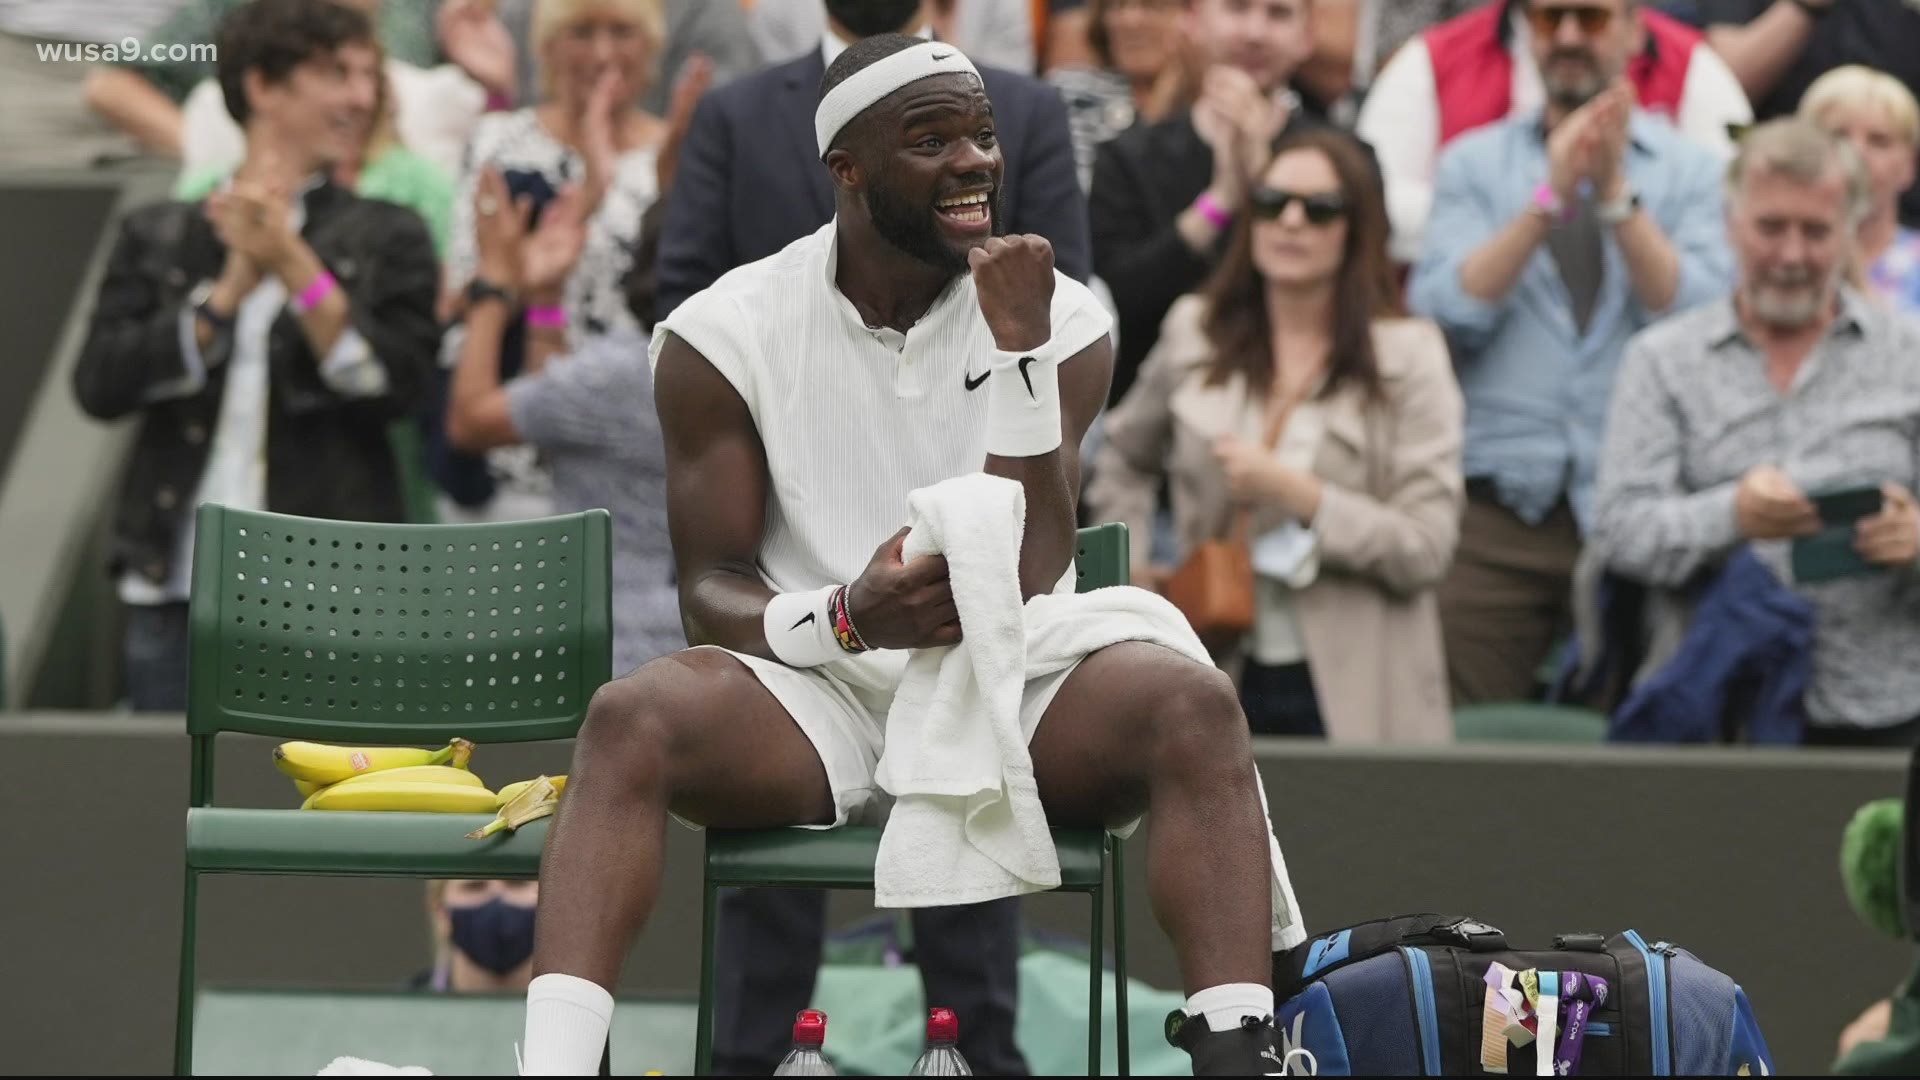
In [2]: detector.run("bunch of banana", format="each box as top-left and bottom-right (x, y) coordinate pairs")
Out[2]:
(276, 738), (497, 812)
(467, 774), (567, 839)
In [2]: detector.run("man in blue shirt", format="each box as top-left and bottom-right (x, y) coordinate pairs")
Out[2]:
(1408, 0), (1734, 704)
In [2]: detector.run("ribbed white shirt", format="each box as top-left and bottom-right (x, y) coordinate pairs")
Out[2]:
(650, 222), (1112, 686)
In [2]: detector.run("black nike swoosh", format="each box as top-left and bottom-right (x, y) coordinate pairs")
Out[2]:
(963, 369), (990, 391)
(1017, 356), (1037, 400)
(931, 51), (954, 60)
(788, 612), (816, 631)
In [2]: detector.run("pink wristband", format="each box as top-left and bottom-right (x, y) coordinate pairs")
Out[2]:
(525, 305), (567, 330)
(1194, 190), (1232, 230)
(294, 270), (337, 313)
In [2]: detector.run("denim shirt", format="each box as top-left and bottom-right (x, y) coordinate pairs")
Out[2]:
(1408, 109), (1734, 529)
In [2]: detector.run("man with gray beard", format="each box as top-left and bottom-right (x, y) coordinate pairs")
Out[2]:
(1408, 0), (1734, 706)
(1594, 117), (1920, 746)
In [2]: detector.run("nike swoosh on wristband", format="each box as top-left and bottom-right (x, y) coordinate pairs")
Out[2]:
(963, 369), (990, 391)
(789, 611), (816, 630)
(1017, 356), (1037, 399)
(931, 51), (954, 60)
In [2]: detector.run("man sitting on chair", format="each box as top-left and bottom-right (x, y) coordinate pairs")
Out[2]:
(520, 35), (1302, 1076)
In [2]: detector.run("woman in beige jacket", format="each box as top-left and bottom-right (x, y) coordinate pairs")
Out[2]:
(1086, 127), (1464, 742)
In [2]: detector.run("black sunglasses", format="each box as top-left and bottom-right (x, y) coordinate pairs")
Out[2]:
(1249, 188), (1350, 226)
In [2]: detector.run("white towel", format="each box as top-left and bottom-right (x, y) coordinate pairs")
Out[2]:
(316, 1058), (432, 1076)
(872, 474), (1308, 950)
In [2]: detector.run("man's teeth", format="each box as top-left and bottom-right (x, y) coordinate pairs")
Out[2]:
(937, 192), (989, 208)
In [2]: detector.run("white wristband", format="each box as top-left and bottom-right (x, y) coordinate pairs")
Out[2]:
(984, 341), (1064, 458)
(763, 586), (842, 668)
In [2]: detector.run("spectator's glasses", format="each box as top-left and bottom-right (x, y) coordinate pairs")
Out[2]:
(1525, 3), (1615, 37)
(1249, 188), (1350, 226)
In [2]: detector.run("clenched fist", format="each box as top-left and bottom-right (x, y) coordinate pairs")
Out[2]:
(969, 234), (1055, 352)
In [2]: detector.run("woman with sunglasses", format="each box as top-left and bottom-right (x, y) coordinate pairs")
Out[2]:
(1087, 127), (1464, 741)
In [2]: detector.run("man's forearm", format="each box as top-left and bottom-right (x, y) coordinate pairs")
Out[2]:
(83, 67), (183, 156)
(277, 241), (350, 356)
(1705, 1), (1820, 103)
(1458, 209), (1550, 304)
(985, 451), (1077, 601)
(679, 567), (779, 659)
(1614, 207), (1681, 312)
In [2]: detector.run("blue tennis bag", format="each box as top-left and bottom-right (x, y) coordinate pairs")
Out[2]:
(1269, 914), (1773, 1075)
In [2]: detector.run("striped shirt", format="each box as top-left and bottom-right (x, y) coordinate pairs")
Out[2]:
(649, 222), (1112, 690)
(1593, 290), (1920, 729)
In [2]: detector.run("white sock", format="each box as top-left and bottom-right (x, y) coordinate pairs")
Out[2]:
(522, 973), (615, 1075)
(1185, 982), (1275, 1033)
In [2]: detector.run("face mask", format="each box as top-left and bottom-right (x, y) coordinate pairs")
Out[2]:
(448, 896), (538, 975)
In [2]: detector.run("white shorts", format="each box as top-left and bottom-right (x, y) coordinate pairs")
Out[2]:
(691, 644), (1083, 828)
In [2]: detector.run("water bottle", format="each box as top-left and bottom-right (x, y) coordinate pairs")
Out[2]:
(907, 1006), (971, 1076)
(772, 1009), (837, 1076)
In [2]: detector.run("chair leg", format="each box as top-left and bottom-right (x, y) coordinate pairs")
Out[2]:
(1088, 881), (1105, 1076)
(174, 868), (199, 1076)
(694, 878), (719, 1077)
(1113, 838), (1130, 1077)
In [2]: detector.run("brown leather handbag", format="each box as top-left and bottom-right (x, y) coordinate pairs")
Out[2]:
(1162, 383), (1308, 652)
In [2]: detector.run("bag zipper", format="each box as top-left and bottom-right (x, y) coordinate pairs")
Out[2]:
(1625, 930), (1672, 1075)
(1398, 947), (1442, 1075)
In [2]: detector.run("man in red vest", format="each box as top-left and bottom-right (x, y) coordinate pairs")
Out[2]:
(1358, 0), (1750, 261)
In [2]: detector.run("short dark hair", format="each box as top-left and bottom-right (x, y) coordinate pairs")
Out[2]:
(217, 0), (374, 125)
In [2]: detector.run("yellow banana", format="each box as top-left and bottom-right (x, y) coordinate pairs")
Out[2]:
(293, 779), (323, 799)
(304, 780), (500, 813)
(273, 737), (474, 785)
(468, 775), (561, 839)
(494, 775), (567, 808)
(331, 765), (487, 790)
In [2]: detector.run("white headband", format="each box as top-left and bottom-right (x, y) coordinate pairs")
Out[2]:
(814, 41), (983, 156)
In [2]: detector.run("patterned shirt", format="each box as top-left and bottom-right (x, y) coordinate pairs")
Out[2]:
(1593, 290), (1920, 729)
(1868, 227), (1920, 318)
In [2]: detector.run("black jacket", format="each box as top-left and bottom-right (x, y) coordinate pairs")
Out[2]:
(73, 181), (440, 585)
(656, 49), (1092, 319)
(1089, 105), (1372, 405)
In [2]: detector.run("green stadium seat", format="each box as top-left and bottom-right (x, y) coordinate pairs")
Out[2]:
(175, 505), (612, 1074)
(1453, 701), (1610, 744)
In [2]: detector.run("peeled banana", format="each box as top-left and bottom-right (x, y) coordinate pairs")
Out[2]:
(273, 738), (473, 785)
(494, 775), (567, 807)
(304, 780), (500, 814)
(468, 775), (562, 839)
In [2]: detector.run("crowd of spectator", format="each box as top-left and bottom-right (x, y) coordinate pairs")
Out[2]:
(8, 0), (1918, 744)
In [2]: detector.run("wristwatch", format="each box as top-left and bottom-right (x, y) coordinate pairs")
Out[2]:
(464, 276), (517, 310)
(1596, 185), (1642, 226)
(189, 279), (235, 334)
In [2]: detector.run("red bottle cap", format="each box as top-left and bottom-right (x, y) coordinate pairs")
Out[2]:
(927, 1006), (959, 1043)
(792, 1009), (828, 1047)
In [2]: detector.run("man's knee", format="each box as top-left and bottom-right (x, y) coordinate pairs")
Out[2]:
(1141, 656), (1251, 764)
(578, 648), (734, 766)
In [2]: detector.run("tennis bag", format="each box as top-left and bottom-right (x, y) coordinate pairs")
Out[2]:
(1266, 914), (1773, 1075)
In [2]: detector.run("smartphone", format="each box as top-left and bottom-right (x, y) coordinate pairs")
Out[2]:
(1792, 485), (1886, 584)
(500, 168), (559, 226)
(1811, 485), (1885, 526)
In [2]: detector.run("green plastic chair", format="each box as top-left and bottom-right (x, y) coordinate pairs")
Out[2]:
(175, 504), (612, 1075)
(693, 523), (1136, 1077)
(1452, 702), (1609, 744)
